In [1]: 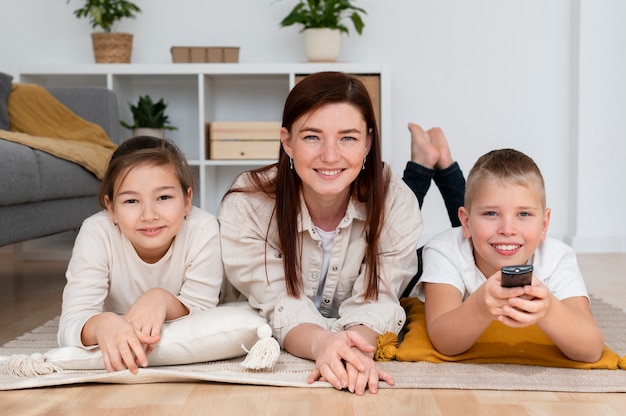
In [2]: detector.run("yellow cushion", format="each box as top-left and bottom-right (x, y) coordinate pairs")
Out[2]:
(388, 297), (624, 370)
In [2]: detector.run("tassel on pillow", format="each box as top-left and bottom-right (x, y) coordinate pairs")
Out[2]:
(240, 323), (280, 370)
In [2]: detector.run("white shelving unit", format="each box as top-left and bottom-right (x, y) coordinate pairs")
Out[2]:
(16, 63), (390, 214)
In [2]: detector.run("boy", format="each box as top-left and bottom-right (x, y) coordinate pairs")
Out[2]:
(414, 148), (604, 363)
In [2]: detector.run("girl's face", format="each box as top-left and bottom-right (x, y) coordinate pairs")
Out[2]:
(105, 163), (192, 264)
(458, 178), (550, 278)
(281, 102), (371, 205)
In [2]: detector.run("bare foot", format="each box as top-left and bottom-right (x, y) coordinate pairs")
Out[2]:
(428, 127), (454, 170)
(408, 123), (439, 168)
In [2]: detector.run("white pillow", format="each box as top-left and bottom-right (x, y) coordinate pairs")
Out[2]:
(5, 302), (269, 376)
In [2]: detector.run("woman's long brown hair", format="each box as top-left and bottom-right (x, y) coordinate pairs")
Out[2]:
(224, 71), (388, 300)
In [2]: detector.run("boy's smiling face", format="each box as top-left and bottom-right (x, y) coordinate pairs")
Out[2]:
(458, 177), (551, 278)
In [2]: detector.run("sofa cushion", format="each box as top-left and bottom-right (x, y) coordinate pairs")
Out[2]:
(0, 139), (101, 206)
(0, 72), (12, 130)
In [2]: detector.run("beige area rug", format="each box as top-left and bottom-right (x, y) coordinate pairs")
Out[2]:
(1, 296), (625, 392)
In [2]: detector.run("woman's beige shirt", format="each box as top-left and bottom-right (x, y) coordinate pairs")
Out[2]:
(218, 165), (422, 346)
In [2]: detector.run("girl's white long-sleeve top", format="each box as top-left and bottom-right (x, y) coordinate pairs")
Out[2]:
(58, 206), (223, 348)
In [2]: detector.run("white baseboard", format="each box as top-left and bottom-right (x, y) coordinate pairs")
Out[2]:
(570, 235), (626, 254)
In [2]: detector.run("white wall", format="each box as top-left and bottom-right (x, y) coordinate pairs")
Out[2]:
(574, 0), (626, 252)
(1, 0), (624, 252)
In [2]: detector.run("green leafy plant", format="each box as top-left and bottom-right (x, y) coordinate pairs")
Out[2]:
(120, 95), (178, 131)
(279, 0), (366, 35)
(67, 0), (142, 32)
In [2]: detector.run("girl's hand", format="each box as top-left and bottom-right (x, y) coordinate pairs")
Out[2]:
(125, 288), (170, 336)
(91, 312), (160, 373)
(125, 288), (187, 353)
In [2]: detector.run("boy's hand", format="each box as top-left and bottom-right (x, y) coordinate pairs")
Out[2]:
(498, 277), (551, 327)
(478, 274), (526, 320)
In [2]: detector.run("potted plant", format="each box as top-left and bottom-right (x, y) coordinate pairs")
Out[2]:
(120, 95), (178, 139)
(279, 0), (367, 62)
(67, 0), (142, 63)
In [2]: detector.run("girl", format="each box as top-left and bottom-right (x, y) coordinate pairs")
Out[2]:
(58, 136), (223, 373)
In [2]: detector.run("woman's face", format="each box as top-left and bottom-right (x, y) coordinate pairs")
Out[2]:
(281, 102), (371, 205)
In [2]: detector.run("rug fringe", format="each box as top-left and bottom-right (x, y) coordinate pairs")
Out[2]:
(2, 353), (63, 377)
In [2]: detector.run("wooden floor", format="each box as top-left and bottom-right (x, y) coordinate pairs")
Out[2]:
(1, 238), (625, 415)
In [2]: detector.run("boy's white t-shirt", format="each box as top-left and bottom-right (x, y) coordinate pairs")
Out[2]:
(413, 227), (589, 302)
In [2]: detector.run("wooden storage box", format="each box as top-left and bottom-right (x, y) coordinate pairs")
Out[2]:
(171, 47), (240, 63)
(207, 121), (282, 160)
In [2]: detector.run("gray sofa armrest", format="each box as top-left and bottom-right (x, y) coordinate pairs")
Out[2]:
(47, 86), (122, 145)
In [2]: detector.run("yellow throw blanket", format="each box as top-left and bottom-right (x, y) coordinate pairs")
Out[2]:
(375, 297), (625, 370)
(0, 83), (117, 179)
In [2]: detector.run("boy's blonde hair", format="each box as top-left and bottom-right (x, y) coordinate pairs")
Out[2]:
(464, 148), (546, 210)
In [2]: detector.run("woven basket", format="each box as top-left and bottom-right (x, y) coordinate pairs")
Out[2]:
(91, 32), (133, 63)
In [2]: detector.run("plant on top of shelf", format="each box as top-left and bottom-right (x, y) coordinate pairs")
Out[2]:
(278, 0), (367, 62)
(67, 0), (142, 32)
(120, 95), (178, 133)
(67, 0), (142, 63)
(279, 0), (366, 35)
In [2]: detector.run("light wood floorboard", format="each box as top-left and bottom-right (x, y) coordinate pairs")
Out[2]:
(1, 241), (625, 415)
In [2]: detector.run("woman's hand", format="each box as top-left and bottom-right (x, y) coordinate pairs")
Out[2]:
(307, 329), (393, 395)
(342, 346), (394, 395)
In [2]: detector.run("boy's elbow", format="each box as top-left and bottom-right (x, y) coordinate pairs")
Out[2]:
(429, 337), (469, 357)
(568, 336), (605, 363)
(575, 348), (604, 364)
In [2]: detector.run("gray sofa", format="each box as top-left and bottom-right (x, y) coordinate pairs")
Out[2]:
(0, 86), (122, 247)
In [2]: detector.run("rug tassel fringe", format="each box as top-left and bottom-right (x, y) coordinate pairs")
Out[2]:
(2, 353), (63, 377)
(240, 323), (280, 370)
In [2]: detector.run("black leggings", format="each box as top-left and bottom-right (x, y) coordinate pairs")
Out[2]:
(400, 161), (466, 297)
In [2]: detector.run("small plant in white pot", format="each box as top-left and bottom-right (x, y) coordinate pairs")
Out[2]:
(67, 0), (142, 63)
(279, 0), (366, 62)
(120, 95), (178, 139)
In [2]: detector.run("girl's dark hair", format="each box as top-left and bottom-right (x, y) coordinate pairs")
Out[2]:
(225, 71), (388, 300)
(99, 135), (195, 208)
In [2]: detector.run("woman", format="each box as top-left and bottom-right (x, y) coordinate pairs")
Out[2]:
(218, 72), (422, 395)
